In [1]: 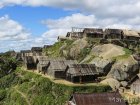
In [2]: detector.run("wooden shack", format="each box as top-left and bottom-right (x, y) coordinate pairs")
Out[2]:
(66, 64), (101, 83)
(129, 74), (140, 94)
(104, 29), (123, 39)
(83, 28), (104, 38)
(66, 32), (83, 39)
(36, 56), (50, 73)
(31, 47), (42, 56)
(24, 56), (36, 70)
(20, 50), (33, 61)
(68, 92), (127, 105)
(46, 59), (77, 79)
(122, 30), (140, 41)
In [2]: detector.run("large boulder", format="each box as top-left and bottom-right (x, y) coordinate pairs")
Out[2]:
(91, 44), (125, 59)
(90, 57), (114, 75)
(107, 56), (139, 81)
(101, 78), (120, 90)
(69, 38), (88, 59)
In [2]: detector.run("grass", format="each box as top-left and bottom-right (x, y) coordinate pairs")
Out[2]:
(44, 40), (74, 58)
(112, 48), (132, 61)
(0, 67), (112, 105)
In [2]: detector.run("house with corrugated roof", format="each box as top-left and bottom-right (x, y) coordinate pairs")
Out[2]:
(31, 47), (42, 56)
(104, 29), (123, 39)
(68, 92), (127, 105)
(46, 59), (77, 79)
(66, 64), (102, 83)
(83, 28), (104, 39)
(24, 56), (36, 70)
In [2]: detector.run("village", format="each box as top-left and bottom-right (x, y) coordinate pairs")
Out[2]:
(15, 27), (140, 105)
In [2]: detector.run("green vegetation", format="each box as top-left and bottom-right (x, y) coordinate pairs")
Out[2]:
(77, 47), (92, 62)
(0, 68), (112, 105)
(44, 40), (74, 58)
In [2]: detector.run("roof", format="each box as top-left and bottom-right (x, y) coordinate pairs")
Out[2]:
(105, 29), (122, 35)
(67, 64), (100, 76)
(122, 30), (140, 37)
(31, 47), (42, 52)
(20, 50), (31, 53)
(48, 60), (77, 71)
(69, 92), (126, 105)
(83, 28), (103, 34)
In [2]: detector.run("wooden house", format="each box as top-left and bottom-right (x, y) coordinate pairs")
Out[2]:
(104, 29), (123, 39)
(31, 47), (42, 56)
(68, 92), (127, 105)
(66, 32), (83, 39)
(129, 74), (140, 94)
(66, 64), (102, 83)
(37, 60), (50, 74)
(83, 28), (104, 38)
(122, 30), (140, 41)
(24, 56), (36, 70)
(20, 50), (33, 60)
(46, 59), (77, 79)
(36, 56), (50, 73)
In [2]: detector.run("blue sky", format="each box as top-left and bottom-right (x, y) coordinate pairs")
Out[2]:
(0, 0), (140, 52)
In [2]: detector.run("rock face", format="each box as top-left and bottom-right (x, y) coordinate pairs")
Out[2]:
(107, 56), (139, 81)
(91, 44), (125, 59)
(90, 57), (114, 75)
(69, 38), (88, 58)
(101, 78), (120, 90)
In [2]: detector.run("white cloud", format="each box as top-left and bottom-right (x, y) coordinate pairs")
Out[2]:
(0, 0), (140, 18)
(0, 15), (30, 41)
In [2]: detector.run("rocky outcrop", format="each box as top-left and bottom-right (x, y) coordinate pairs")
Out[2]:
(101, 78), (120, 90)
(90, 57), (114, 75)
(69, 38), (88, 59)
(107, 56), (139, 81)
(91, 44), (125, 59)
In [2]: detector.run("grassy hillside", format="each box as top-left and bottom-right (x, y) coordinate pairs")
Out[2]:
(0, 68), (111, 105)
(43, 39), (139, 63)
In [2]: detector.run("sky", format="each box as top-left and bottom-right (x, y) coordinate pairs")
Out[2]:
(0, 0), (140, 52)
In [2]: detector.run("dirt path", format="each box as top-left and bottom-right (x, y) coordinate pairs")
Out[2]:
(13, 86), (31, 105)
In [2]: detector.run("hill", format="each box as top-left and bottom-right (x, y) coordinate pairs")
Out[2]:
(0, 68), (111, 105)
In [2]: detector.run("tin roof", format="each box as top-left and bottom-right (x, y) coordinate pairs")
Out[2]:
(48, 60), (77, 71)
(83, 28), (103, 34)
(69, 92), (126, 105)
(67, 64), (100, 76)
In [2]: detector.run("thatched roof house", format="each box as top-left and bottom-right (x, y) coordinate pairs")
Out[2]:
(31, 47), (42, 56)
(20, 50), (33, 60)
(47, 59), (77, 79)
(66, 64), (101, 83)
(66, 32), (83, 39)
(83, 28), (104, 38)
(122, 30), (140, 41)
(104, 29), (123, 39)
(68, 92), (127, 105)
(24, 56), (36, 70)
